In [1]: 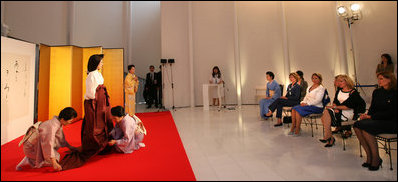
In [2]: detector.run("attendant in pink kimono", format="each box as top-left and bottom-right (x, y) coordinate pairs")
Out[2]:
(108, 106), (146, 153)
(16, 107), (78, 171)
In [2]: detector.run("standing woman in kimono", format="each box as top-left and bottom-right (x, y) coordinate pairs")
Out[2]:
(209, 66), (224, 106)
(259, 71), (281, 120)
(125, 65), (139, 116)
(16, 107), (78, 171)
(60, 54), (114, 170)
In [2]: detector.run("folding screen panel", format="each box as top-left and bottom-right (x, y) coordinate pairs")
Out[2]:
(38, 45), (123, 121)
(1, 36), (37, 145)
(102, 48), (124, 108)
(71, 46), (83, 119)
(38, 44), (50, 122)
(48, 46), (73, 120)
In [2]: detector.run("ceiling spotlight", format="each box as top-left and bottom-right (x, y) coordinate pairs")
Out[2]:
(350, 4), (360, 12)
(337, 6), (347, 16)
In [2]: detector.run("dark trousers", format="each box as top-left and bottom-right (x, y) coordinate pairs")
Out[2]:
(156, 87), (162, 106)
(146, 86), (158, 106)
(268, 98), (299, 118)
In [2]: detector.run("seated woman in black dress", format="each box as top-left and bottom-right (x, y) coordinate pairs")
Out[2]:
(353, 71), (397, 171)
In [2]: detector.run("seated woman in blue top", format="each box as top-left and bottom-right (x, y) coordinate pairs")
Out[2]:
(353, 71), (397, 171)
(265, 72), (301, 127)
(259, 71), (281, 120)
(289, 73), (325, 136)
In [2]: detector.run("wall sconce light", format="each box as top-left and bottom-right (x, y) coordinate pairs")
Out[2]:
(337, 3), (362, 28)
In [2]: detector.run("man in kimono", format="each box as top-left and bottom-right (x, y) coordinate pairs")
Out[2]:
(108, 106), (146, 153)
(16, 107), (78, 171)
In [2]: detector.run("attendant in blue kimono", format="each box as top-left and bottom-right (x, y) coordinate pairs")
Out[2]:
(266, 72), (301, 127)
(259, 71), (281, 120)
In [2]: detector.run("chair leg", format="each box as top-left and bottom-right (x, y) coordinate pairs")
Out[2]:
(388, 141), (393, 170)
(343, 137), (346, 151)
(311, 118), (314, 137)
(359, 141), (363, 157)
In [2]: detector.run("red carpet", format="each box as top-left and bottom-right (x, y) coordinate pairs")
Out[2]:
(1, 111), (196, 181)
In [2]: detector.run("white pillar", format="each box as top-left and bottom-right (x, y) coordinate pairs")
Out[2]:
(281, 1), (291, 87)
(233, 2), (242, 107)
(188, 2), (195, 108)
(334, 2), (349, 75)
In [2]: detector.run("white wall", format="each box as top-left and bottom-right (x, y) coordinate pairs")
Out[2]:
(160, 1), (397, 108)
(284, 1), (341, 100)
(160, 1), (191, 108)
(2, 1), (397, 109)
(3, 1), (161, 76)
(131, 1), (161, 78)
(237, 2), (285, 104)
(3, 1), (69, 45)
(347, 1), (397, 103)
(192, 1), (237, 106)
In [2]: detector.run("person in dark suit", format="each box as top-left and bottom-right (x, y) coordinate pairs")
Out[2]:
(155, 65), (162, 108)
(145, 65), (158, 108)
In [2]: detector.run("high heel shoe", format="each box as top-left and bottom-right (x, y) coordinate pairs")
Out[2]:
(368, 159), (383, 171)
(361, 162), (371, 168)
(324, 137), (335, 147)
(319, 138), (329, 143)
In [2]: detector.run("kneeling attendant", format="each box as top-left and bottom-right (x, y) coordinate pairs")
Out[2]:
(108, 106), (146, 153)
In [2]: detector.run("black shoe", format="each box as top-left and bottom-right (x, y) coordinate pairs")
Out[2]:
(274, 123), (283, 127)
(319, 138), (328, 143)
(362, 162), (371, 168)
(324, 137), (335, 147)
(369, 159), (383, 171)
(264, 114), (273, 118)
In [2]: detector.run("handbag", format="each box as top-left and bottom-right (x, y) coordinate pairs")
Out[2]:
(283, 116), (292, 124)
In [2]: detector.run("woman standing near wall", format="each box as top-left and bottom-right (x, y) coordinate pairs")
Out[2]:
(376, 53), (394, 75)
(60, 54), (114, 170)
(125, 65), (139, 116)
(209, 66), (224, 106)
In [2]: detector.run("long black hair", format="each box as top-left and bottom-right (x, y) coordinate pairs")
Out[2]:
(87, 54), (104, 73)
(381, 53), (393, 65)
(212, 66), (221, 78)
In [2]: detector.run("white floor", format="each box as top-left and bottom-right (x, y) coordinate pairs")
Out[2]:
(163, 105), (397, 181)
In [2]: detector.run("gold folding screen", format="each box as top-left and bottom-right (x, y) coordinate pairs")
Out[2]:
(102, 49), (124, 109)
(38, 45), (123, 121)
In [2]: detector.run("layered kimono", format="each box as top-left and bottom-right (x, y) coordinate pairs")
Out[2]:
(18, 116), (71, 168)
(111, 114), (146, 153)
(60, 70), (114, 170)
(125, 73), (139, 116)
(259, 80), (281, 119)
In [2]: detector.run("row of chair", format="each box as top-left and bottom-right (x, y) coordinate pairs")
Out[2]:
(279, 107), (397, 171)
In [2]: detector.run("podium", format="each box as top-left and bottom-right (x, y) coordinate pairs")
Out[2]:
(202, 83), (223, 110)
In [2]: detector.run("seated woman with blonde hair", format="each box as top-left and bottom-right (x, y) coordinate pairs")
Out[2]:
(288, 73), (326, 136)
(319, 74), (366, 147)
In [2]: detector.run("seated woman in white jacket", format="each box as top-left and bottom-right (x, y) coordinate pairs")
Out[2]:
(288, 73), (326, 136)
